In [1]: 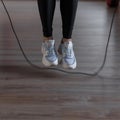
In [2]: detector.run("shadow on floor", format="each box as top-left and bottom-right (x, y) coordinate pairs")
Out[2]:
(0, 65), (95, 80)
(0, 65), (65, 79)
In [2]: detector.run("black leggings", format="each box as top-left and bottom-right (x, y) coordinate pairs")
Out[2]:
(37, 0), (78, 39)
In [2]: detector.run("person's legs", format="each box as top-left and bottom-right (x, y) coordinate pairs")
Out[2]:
(37, 0), (78, 68)
(37, 0), (58, 67)
(60, 0), (78, 42)
(37, 0), (56, 41)
(59, 0), (78, 69)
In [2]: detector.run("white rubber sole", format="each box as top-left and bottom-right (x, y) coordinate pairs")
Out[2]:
(59, 55), (77, 69)
(62, 59), (77, 69)
(42, 55), (58, 67)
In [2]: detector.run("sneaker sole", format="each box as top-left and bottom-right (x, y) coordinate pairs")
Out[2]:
(60, 57), (77, 69)
(62, 61), (77, 69)
(42, 56), (58, 67)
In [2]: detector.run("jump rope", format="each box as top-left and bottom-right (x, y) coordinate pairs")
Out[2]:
(0, 0), (118, 76)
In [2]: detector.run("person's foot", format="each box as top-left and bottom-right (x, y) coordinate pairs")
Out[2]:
(58, 41), (77, 69)
(41, 40), (58, 67)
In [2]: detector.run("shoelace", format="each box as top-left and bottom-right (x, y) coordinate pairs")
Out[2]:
(63, 46), (73, 58)
(46, 45), (56, 57)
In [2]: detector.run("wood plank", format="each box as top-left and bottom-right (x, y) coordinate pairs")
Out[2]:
(0, 1), (120, 120)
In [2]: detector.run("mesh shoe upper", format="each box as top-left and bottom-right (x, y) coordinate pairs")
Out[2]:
(42, 40), (58, 63)
(59, 41), (76, 66)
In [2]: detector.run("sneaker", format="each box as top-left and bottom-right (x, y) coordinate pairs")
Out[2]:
(58, 41), (77, 69)
(41, 40), (58, 67)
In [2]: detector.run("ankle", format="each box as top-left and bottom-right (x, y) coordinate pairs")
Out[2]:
(61, 38), (72, 43)
(43, 36), (53, 42)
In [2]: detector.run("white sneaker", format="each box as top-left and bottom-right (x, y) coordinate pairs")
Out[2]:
(41, 40), (58, 67)
(58, 41), (77, 69)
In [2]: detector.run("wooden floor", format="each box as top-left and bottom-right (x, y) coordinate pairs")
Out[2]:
(0, 0), (120, 120)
